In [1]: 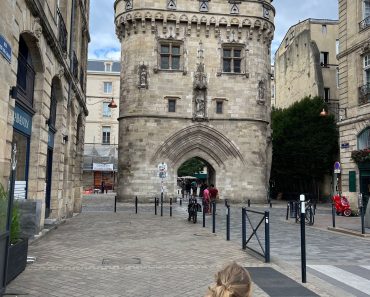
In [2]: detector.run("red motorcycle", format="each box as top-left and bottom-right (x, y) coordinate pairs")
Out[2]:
(332, 194), (352, 217)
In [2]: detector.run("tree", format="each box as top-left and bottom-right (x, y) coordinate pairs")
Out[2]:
(178, 158), (205, 177)
(271, 96), (338, 197)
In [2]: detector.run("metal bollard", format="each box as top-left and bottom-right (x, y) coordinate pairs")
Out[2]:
(286, 203), (289, 220)
(300, 195), (307, 283)
(161, 196), (163, 217)
(265, 211), (270, 263)
(361, 206), (365, 234)
(203, 201), (206, 228)
(135, 196), (138, 214)
(331, 203), (336, 228)
(155, 197), (158, 215)
(212, 201), (216, 233)
(170, 198), (172, 217)
(180, 198), (182, 206)
(114, 196), (117, 213)
(247, 199), (250, 207)
(269, 201), (272, 208)
(242, 207), (246, 249)
(226, 202), (230, 241)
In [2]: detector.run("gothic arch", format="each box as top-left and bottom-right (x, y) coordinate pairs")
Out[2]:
(152, 124), (245, 166)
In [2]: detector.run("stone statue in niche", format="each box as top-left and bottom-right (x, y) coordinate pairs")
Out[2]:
(193, 63), (207, 120)
(138, 65), (148, 88)
(257, 80), (266, 105)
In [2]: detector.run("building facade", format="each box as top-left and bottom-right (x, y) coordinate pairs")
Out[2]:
(337, 0), (370, 225)
(114, 0), (275, 202)
(0, 0), (90, 236)
(274, 19), (339, 113)
(83, 60), (120, 192)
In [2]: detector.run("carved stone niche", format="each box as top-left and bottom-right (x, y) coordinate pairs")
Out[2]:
(257, 79), (266, 105)
(193, 63), (208, 121)
(138, 64), (148, 89)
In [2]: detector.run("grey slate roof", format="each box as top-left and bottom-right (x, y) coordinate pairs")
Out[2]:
(87, 60), (121, 73)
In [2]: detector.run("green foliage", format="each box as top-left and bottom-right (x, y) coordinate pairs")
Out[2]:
(351, 149), (370, 163)
(178, 158), (205, 177)
(271, 97), (339, 194)
(0, 183), (21, 244)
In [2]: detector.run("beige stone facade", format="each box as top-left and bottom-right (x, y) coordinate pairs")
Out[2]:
(275, 19), (339, 111)
(114, 0), (275, 202)
(337, 0), (370, 225)
(0, 0), (89, 235)
(83, 60), (120, 191)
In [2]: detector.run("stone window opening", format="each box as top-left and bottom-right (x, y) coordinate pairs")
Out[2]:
(360, 54), (370, 102)
(159, 41), (182, 71)
(199, 0), (209, 12)
(358, 127), (370, 149)
(320, 52), (329, 67)
(168, 99), (176, 112)
(103, 102), (112, 117)
(324, 88), (330, 103)
(105, 62), (112, 72)
(125, 0), (133, 11)
(222, 45), (244, 73)
(104, 82), (113, 94)
(167, 0), (176, 10)
(216, 101), (223, 114)
(102, 126), (111, 144)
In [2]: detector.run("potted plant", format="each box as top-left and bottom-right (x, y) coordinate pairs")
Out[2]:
(0, 183), (28, 284)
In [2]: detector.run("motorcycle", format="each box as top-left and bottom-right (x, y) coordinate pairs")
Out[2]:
(332, 194), (352, 217)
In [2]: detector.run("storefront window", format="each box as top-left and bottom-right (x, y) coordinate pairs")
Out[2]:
(13, 131), (29, 199)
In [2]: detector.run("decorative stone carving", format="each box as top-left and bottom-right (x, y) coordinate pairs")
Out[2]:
(57, 67), (64, 79)
(33, 18), (43, 40)
(199, 0), (209, 12)
(125, 0), (133, 11)
(229, 0), (241, 15)
(138, 64), (148, 88)
(257, 79), (266, 105)
(167, 0), (176, 10)
(193, 60), (208, 120)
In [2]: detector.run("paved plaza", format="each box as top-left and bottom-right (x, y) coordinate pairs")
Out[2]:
(5, 194), (370, 296)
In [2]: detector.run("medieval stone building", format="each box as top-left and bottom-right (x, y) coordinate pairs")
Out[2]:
(114, 0), (275, 202)
(0, 0), (90, 236)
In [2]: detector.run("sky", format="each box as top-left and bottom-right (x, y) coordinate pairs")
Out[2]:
(88, 0), (339, 62)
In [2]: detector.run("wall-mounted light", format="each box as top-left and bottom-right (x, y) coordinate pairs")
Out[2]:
(108, 97), (117, 108)
(9, 86), (18, 99)
(320, 107), (347, 120)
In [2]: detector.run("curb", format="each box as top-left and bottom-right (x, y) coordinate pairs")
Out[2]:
(327, 226), (370, 238)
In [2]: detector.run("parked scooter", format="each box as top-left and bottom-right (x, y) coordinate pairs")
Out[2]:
(332, 194), (352, 217)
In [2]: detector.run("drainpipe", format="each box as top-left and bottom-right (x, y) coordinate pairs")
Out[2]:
(68, 0), (76, 107)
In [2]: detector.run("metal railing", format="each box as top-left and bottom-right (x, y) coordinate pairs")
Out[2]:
(16, 54), (35, 107)
(242, 207), (270, 263)
(57, 7), (68, 53)
(359, 83), (370, 105)
(359, 16), (370, 31)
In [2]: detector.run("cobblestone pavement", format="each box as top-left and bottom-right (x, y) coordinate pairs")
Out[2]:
(5, 195), (369, 296)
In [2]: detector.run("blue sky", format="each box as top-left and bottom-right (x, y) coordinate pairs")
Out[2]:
(88, 0), (339, 61)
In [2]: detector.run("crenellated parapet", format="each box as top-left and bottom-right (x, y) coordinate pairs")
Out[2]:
(115, 6), (274, 46)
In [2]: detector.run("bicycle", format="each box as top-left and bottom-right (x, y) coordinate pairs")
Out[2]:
(295, 200), (315, 226)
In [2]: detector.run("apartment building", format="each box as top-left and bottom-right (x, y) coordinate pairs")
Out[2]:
(83, 60), (120, 192)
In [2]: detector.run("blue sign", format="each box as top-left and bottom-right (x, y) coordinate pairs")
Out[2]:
(341, 143), (350, 149)
(0, 34), (11, 63)
(13, 105), (32, 135)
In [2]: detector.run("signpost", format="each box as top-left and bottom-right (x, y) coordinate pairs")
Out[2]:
(334, 161), (341, 195)
(158, 162), (167, 201)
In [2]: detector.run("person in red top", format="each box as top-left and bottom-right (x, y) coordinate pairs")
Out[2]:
(209, 184), (218, 213)
(203, 185), (210, 214)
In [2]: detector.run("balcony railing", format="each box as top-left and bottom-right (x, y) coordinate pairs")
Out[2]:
(359, 83), (370, 105)
(72, 51), (79, 80)
(16, 54), (35, 107)
(359, 16), (370, 31)
(57, 7), (68, 53)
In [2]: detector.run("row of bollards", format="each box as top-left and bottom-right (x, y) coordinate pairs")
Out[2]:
(153, 197), (172, 217)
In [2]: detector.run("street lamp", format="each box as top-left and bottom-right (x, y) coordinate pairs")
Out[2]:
(320, 106), (347, 121)
(86, 96), (118, 108)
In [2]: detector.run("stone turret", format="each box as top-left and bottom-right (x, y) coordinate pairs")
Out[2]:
(114, 0), (275, 202)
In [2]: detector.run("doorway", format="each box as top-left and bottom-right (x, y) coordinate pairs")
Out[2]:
(45, 148), (53, 218)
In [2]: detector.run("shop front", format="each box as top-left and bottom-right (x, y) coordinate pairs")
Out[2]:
(12, 104), (33, 200)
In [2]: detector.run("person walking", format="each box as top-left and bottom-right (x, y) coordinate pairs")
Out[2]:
(209, 184), (218, 213)
(203, 185), (210, 214)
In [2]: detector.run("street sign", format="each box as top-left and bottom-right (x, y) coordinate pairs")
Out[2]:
(158, 162), (167, 178)
(334, 161), (341, 174)
(0, 34), (11, 63)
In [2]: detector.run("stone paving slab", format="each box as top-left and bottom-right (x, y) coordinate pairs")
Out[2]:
(4, 196), (357, 297)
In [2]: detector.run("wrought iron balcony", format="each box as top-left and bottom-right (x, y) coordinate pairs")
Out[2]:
(359, 16), (370, 31)
(72, 51), (79, 80)
(16, 54), (35, 107)
(359, 83), (370, 105)
(57, 8), (68, 53)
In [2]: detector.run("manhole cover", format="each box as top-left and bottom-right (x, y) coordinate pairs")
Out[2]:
(102, 257), (141, 265)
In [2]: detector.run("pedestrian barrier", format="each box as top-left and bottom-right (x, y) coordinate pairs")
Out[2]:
(212, 201), (216, 233)
(135, 196), (138, 214)
(114, 196), (117, 213)
(242, 207), (270, 263)
(154, 197), (158, 215)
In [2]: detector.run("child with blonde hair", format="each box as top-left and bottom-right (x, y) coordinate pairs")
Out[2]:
(205, 262), (252, 297)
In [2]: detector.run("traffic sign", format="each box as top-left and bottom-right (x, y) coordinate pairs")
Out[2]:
(158, 162), (167, 178)
(334, 161), (341, 174)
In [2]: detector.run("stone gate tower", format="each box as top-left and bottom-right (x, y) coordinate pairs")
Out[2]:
(114, 0), (275, 202)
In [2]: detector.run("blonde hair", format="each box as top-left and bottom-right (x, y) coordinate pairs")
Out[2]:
(205, 262), (252, 297)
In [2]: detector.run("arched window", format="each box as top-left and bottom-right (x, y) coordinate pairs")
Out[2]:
(358, 128), (370, 150)
(49, 83), (58, 129)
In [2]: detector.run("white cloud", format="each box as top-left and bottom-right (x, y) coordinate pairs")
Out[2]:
(88, 0), (339, 62)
